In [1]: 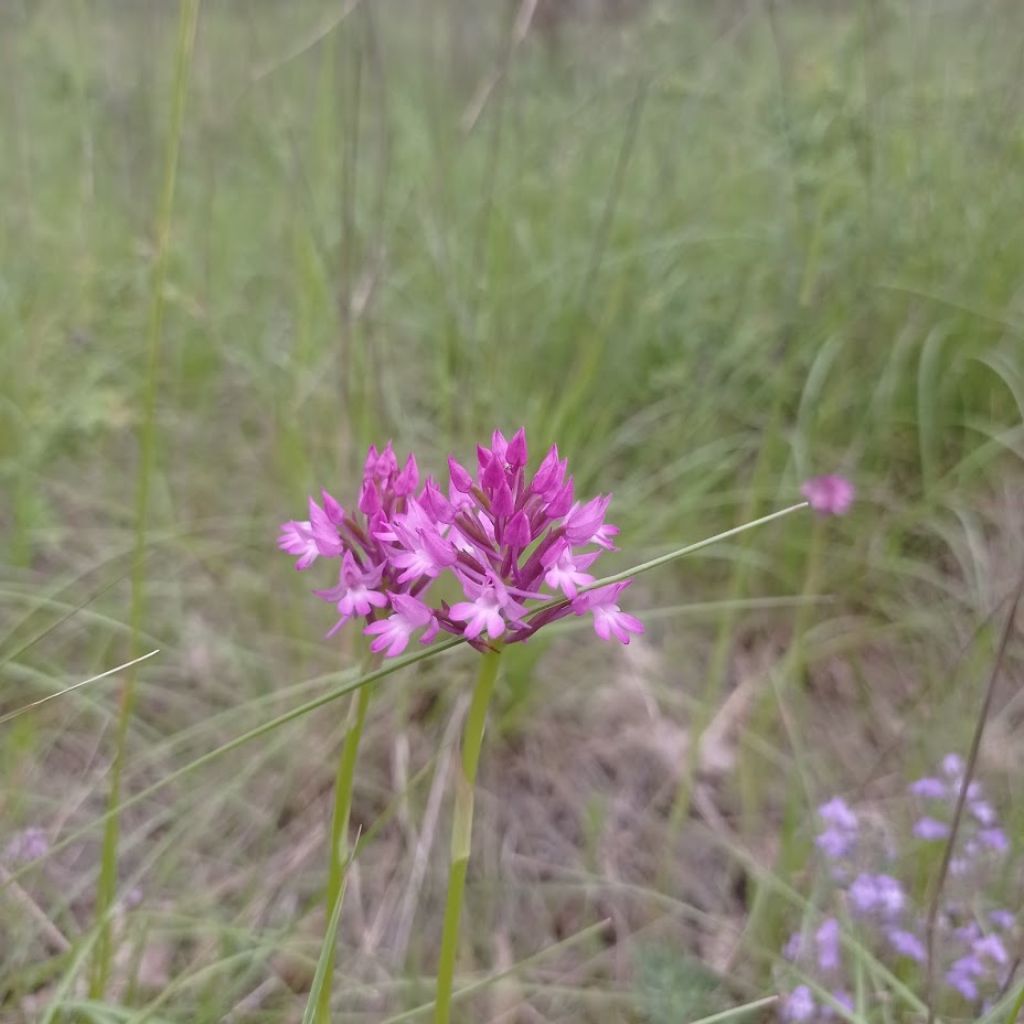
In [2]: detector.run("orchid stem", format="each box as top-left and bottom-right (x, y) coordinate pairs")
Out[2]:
(435, 647), (502, 1024)
(315, 655), (379, 1024)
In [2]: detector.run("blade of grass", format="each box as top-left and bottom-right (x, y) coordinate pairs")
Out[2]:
(1002, 984), (1024, 1024)
(2, 638), (465, 891)
(380, 918), (611, 1024)
(41, 930), (102, 1024)
(685, 995), (780, 1024)
(303, 834), (359, 1024)
(0, 650), (160, 727)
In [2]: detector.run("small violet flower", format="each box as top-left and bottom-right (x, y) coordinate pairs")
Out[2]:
(815, 797), (858, 861)
(990, 910), (1015, 931)
(3, 827), (49, 864)
(818, 797), (858, 831)
(887, 928), (927, 963)
(909, 776), (947, 799)
(781, 985), (816, 1023)
(979, 828), (1009, 853)
(947, 957), (983, 1001)
(848, 874), (905, 918)
(913, 816), (951, 841)
(815, 917), (841, 971)
(830, 990), (854, 1014)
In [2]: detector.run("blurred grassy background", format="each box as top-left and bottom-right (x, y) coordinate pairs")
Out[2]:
(2, 0), (1023, 1020)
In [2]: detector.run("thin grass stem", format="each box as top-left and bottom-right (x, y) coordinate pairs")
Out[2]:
(0, 649), (160, 727)
(305, 833), (359, 1024)
(90, 0), (201, 997)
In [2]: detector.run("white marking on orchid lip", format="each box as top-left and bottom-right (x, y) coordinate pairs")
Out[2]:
(0, 649), (161, 727)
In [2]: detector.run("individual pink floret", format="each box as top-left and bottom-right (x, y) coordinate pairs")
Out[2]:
(450, 576), (527, 641)
(541, 542), (597, 599)
(277, 520), (320, 570)
(364, 594), (438, 657)
(315, 552), (389, 635)
(572, 581), (644, 644)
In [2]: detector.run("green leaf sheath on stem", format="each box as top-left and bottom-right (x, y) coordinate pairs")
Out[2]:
(434, 647), (503, 1024)
(90, 0), (201, 999)
(315, 657), (378, 1024)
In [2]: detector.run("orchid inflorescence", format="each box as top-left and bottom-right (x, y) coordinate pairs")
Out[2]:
(278, 428), (643, 658)
(779, 755), (1019, 1021)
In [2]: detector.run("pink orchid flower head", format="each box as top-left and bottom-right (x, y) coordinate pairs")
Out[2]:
(279, 429), (642, 656)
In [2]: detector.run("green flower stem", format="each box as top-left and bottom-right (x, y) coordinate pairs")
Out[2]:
(316, 655), (380, 1024)
(434, 647), (503, 1024)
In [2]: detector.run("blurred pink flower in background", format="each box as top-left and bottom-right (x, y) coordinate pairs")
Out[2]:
(801, 474), (855, 516)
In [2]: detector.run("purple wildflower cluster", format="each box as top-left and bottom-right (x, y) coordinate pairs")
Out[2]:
(780, 755), (1019, 1020)
(278, 429), (643, 658)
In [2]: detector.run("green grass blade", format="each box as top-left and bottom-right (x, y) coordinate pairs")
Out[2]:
(302, 837), (358, 1024)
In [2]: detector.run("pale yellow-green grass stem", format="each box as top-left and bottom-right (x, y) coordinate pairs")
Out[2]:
(90, 0), (200, 998)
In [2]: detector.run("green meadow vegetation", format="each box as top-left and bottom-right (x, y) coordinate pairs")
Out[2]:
(2, 0), (1023, 1020)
